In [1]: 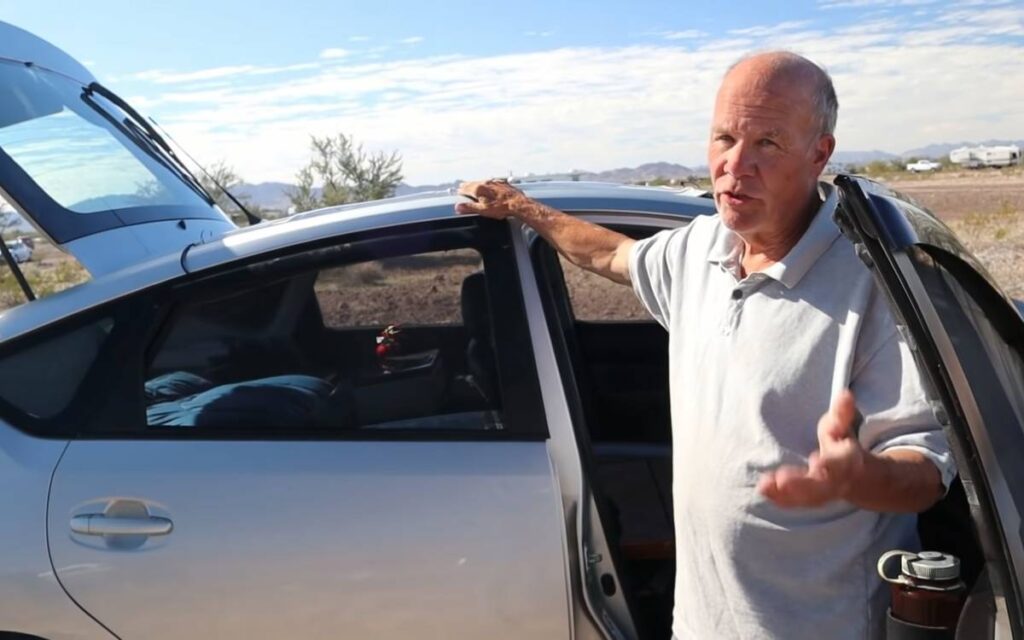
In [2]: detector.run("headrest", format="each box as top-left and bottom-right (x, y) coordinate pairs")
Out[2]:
(460, 272), (490, 335)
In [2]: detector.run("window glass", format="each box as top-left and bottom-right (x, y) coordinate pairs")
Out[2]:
(930, 256), (1024, 429)
(0, 315), (114, 419)
(315, 249), (483, 327)
(0, 194), (90, 312)
(144, 245), (506, 433)
(559, 255), (650, 321)
(0, 60), (209, 214)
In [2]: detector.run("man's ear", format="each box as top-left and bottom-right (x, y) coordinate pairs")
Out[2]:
(813, 134), (837, 172)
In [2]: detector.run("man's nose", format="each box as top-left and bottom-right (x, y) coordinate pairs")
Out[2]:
(724, 142), (756, 178)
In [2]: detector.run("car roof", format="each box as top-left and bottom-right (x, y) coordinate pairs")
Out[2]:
(0, 182), (715, 343)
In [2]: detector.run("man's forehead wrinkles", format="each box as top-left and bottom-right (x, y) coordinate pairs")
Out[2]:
(714, 109), (791, 132)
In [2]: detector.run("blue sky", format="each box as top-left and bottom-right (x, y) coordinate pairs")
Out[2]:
(2, 0), (1022, 183)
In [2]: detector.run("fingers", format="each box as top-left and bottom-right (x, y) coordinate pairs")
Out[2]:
(818, 389), (858, 443)
(456, 180), (488, 199)
(454, 179), (525, 219)
(759, 466), (833, 508)
(455, 201), (488, 215)
(831, 389), (857, 437)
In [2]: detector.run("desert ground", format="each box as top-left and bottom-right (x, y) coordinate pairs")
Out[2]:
(0, 167), (1021, 321)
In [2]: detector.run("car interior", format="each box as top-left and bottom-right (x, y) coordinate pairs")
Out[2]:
(142, 237), (509, 434)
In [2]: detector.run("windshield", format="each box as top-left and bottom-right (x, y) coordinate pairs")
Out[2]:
(0, 60), (211, 215)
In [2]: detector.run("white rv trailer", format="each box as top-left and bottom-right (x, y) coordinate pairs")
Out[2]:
(949, 144), (1021, 168)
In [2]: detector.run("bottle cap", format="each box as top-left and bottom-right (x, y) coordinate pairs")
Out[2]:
(902, 551), (960, 581)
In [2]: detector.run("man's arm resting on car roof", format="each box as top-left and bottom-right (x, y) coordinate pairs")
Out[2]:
(456, 180), (635, 285)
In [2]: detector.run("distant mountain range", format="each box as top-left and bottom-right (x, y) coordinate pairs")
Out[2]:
(230, 140), (1021, 212)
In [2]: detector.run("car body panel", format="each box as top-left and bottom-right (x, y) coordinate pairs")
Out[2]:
(0, 424), (115, 639)
(49, 440), (570, 640)
(64, 219), (233, 277)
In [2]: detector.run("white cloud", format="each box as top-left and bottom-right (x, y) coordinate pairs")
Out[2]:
(319, 48), (349, 60)
(129, 65), (259, 84)
(661, 29), (706, 40)
(524, 30), (555, 37)
(349, 35), (371, 42)
(118, 5), (1024, 185)
(399, 36), (425, 45)
(127, 63), (320, 85)
(729, 21), (813, 37)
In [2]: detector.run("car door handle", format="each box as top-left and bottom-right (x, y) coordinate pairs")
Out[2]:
(70, 514), (174, 537)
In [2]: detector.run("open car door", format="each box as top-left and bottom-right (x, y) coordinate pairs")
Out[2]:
(834, 174), (1024, 639)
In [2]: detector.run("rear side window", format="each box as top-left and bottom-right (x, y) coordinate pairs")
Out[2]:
(0, 315), (114, 419)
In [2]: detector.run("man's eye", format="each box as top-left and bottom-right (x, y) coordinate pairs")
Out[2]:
(716, 135), (734, 144)
(759, 138), (778, 148)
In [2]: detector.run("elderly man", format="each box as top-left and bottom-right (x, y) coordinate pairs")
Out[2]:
(456, 51), (954, 639)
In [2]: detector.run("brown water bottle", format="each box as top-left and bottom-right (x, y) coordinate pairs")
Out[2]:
(878, 550), (967, 638)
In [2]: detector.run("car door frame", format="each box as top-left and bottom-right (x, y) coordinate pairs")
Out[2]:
(511, 209), (696, 640)
(834, 174), (1024, 637)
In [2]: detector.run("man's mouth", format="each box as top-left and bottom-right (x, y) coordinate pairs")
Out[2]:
(720, 190), (754, 205)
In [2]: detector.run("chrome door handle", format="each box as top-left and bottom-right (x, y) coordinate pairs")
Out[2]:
(70, 514), (173, 537)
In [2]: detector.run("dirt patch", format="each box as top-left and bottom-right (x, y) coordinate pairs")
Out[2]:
(884, 168), (1024, 222)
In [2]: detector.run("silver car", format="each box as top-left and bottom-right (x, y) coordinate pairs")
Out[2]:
(0, 19), (1022, 640)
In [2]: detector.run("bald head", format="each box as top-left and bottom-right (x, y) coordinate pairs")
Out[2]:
(723, 51), (838, 136)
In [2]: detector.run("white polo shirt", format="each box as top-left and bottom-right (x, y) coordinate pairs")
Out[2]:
(628, 185), (955, 640)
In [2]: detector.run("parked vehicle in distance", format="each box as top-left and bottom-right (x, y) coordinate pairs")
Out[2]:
(3, 238), (31, 263)
(0, 17), (1023, 640)
(906, 159), (943, 172)
(950, 144), (1022, 169)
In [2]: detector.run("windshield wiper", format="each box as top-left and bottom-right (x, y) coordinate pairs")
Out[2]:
(83, 83), (260, 225)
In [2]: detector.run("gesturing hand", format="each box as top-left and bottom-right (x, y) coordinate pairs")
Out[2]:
(455, 179), (526, 219)
(758, 390), (867, 508)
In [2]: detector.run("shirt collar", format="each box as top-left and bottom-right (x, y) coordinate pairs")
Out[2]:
(707, 182), (840, 289)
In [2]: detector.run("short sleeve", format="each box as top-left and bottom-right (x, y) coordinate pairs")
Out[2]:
(854, 330), (957, 491)
(628, 225), (691, 329)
